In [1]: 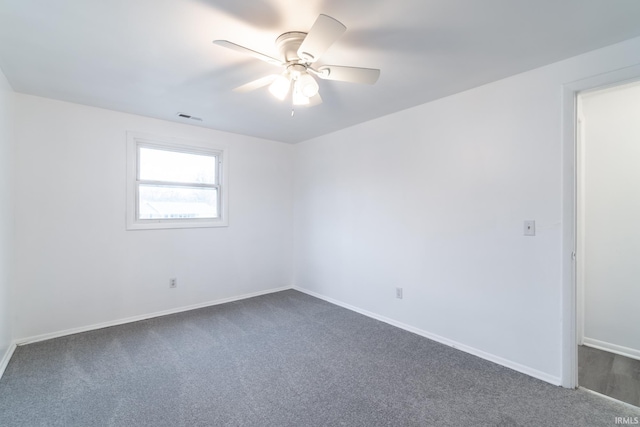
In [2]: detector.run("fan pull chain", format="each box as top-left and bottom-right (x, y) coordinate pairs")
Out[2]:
(291, 107), (295, 117)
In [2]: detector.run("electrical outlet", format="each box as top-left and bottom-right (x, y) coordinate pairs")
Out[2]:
(396, 287), (403, 299)
(170, 278), (177, 288)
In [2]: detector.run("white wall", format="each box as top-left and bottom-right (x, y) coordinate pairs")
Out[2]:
(580, 81), (640, 359)
(293, 36), (640, 384)
(0, 69), (14, 363)
(13, 95), (293, 339)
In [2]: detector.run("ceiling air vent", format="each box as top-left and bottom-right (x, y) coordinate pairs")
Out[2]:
(176, 112), (203, 122)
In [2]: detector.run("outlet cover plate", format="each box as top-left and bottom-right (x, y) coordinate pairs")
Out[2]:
(524, 220), (535, 236)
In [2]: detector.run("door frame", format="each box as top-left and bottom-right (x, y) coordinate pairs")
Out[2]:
(561, 63), (640, 388)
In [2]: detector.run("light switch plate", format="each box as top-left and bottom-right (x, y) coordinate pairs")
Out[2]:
(524, 220), (535, 236)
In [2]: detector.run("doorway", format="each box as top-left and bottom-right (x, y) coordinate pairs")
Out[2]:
(575, 81), (640, 407)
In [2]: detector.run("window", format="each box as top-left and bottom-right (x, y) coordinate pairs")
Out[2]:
(126, 132), (228, 229)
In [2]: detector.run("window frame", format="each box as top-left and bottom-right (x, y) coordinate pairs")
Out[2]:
(126, 132), (229, 230)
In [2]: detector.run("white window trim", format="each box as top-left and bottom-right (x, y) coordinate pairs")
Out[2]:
(126, 131), (229, 230)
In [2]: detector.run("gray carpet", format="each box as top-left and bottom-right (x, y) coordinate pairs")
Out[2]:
(0, 290), (638, 426)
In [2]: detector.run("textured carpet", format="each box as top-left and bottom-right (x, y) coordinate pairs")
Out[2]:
(1, 290), (638, 426)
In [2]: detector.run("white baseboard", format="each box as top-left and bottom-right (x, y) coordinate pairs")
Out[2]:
(9, 285), (565, 388)
(583, 337), (640, 361)
(0, 341), (17, 380)
(16, 286), (293, 346)
(294, 286), (562, 387)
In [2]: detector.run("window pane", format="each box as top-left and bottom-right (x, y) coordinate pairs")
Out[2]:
(138, 185), (218, 219)
(139, 147), (217, 184)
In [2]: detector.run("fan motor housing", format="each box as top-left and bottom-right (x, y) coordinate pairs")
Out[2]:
(275, 32), (307, 63)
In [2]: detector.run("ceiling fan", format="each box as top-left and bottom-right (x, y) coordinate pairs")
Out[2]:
(213, 14), (380, 109)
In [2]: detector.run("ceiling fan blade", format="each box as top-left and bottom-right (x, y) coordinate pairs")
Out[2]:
(316, 65), (380, 84)
(308, 92), (322, 107)
(213, 40), (283, 67)
(233, 75), (279, 93)
(297, 14), (346, 63)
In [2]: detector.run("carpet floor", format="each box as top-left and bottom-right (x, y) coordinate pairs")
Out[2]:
(1, 290), (639, 426)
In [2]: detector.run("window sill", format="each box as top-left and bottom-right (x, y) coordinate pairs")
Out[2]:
(126, 218), (228, 230)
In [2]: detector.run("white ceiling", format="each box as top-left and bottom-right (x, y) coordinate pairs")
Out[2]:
(1, 0), (640, 144)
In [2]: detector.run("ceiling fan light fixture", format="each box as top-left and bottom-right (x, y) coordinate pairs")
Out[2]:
(268, 74), (290, 100)
(215, 13), (379, 110)
(292, 81), (310, 106)
(298, 73), (319, 97)
(293, 93), (310, 106)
